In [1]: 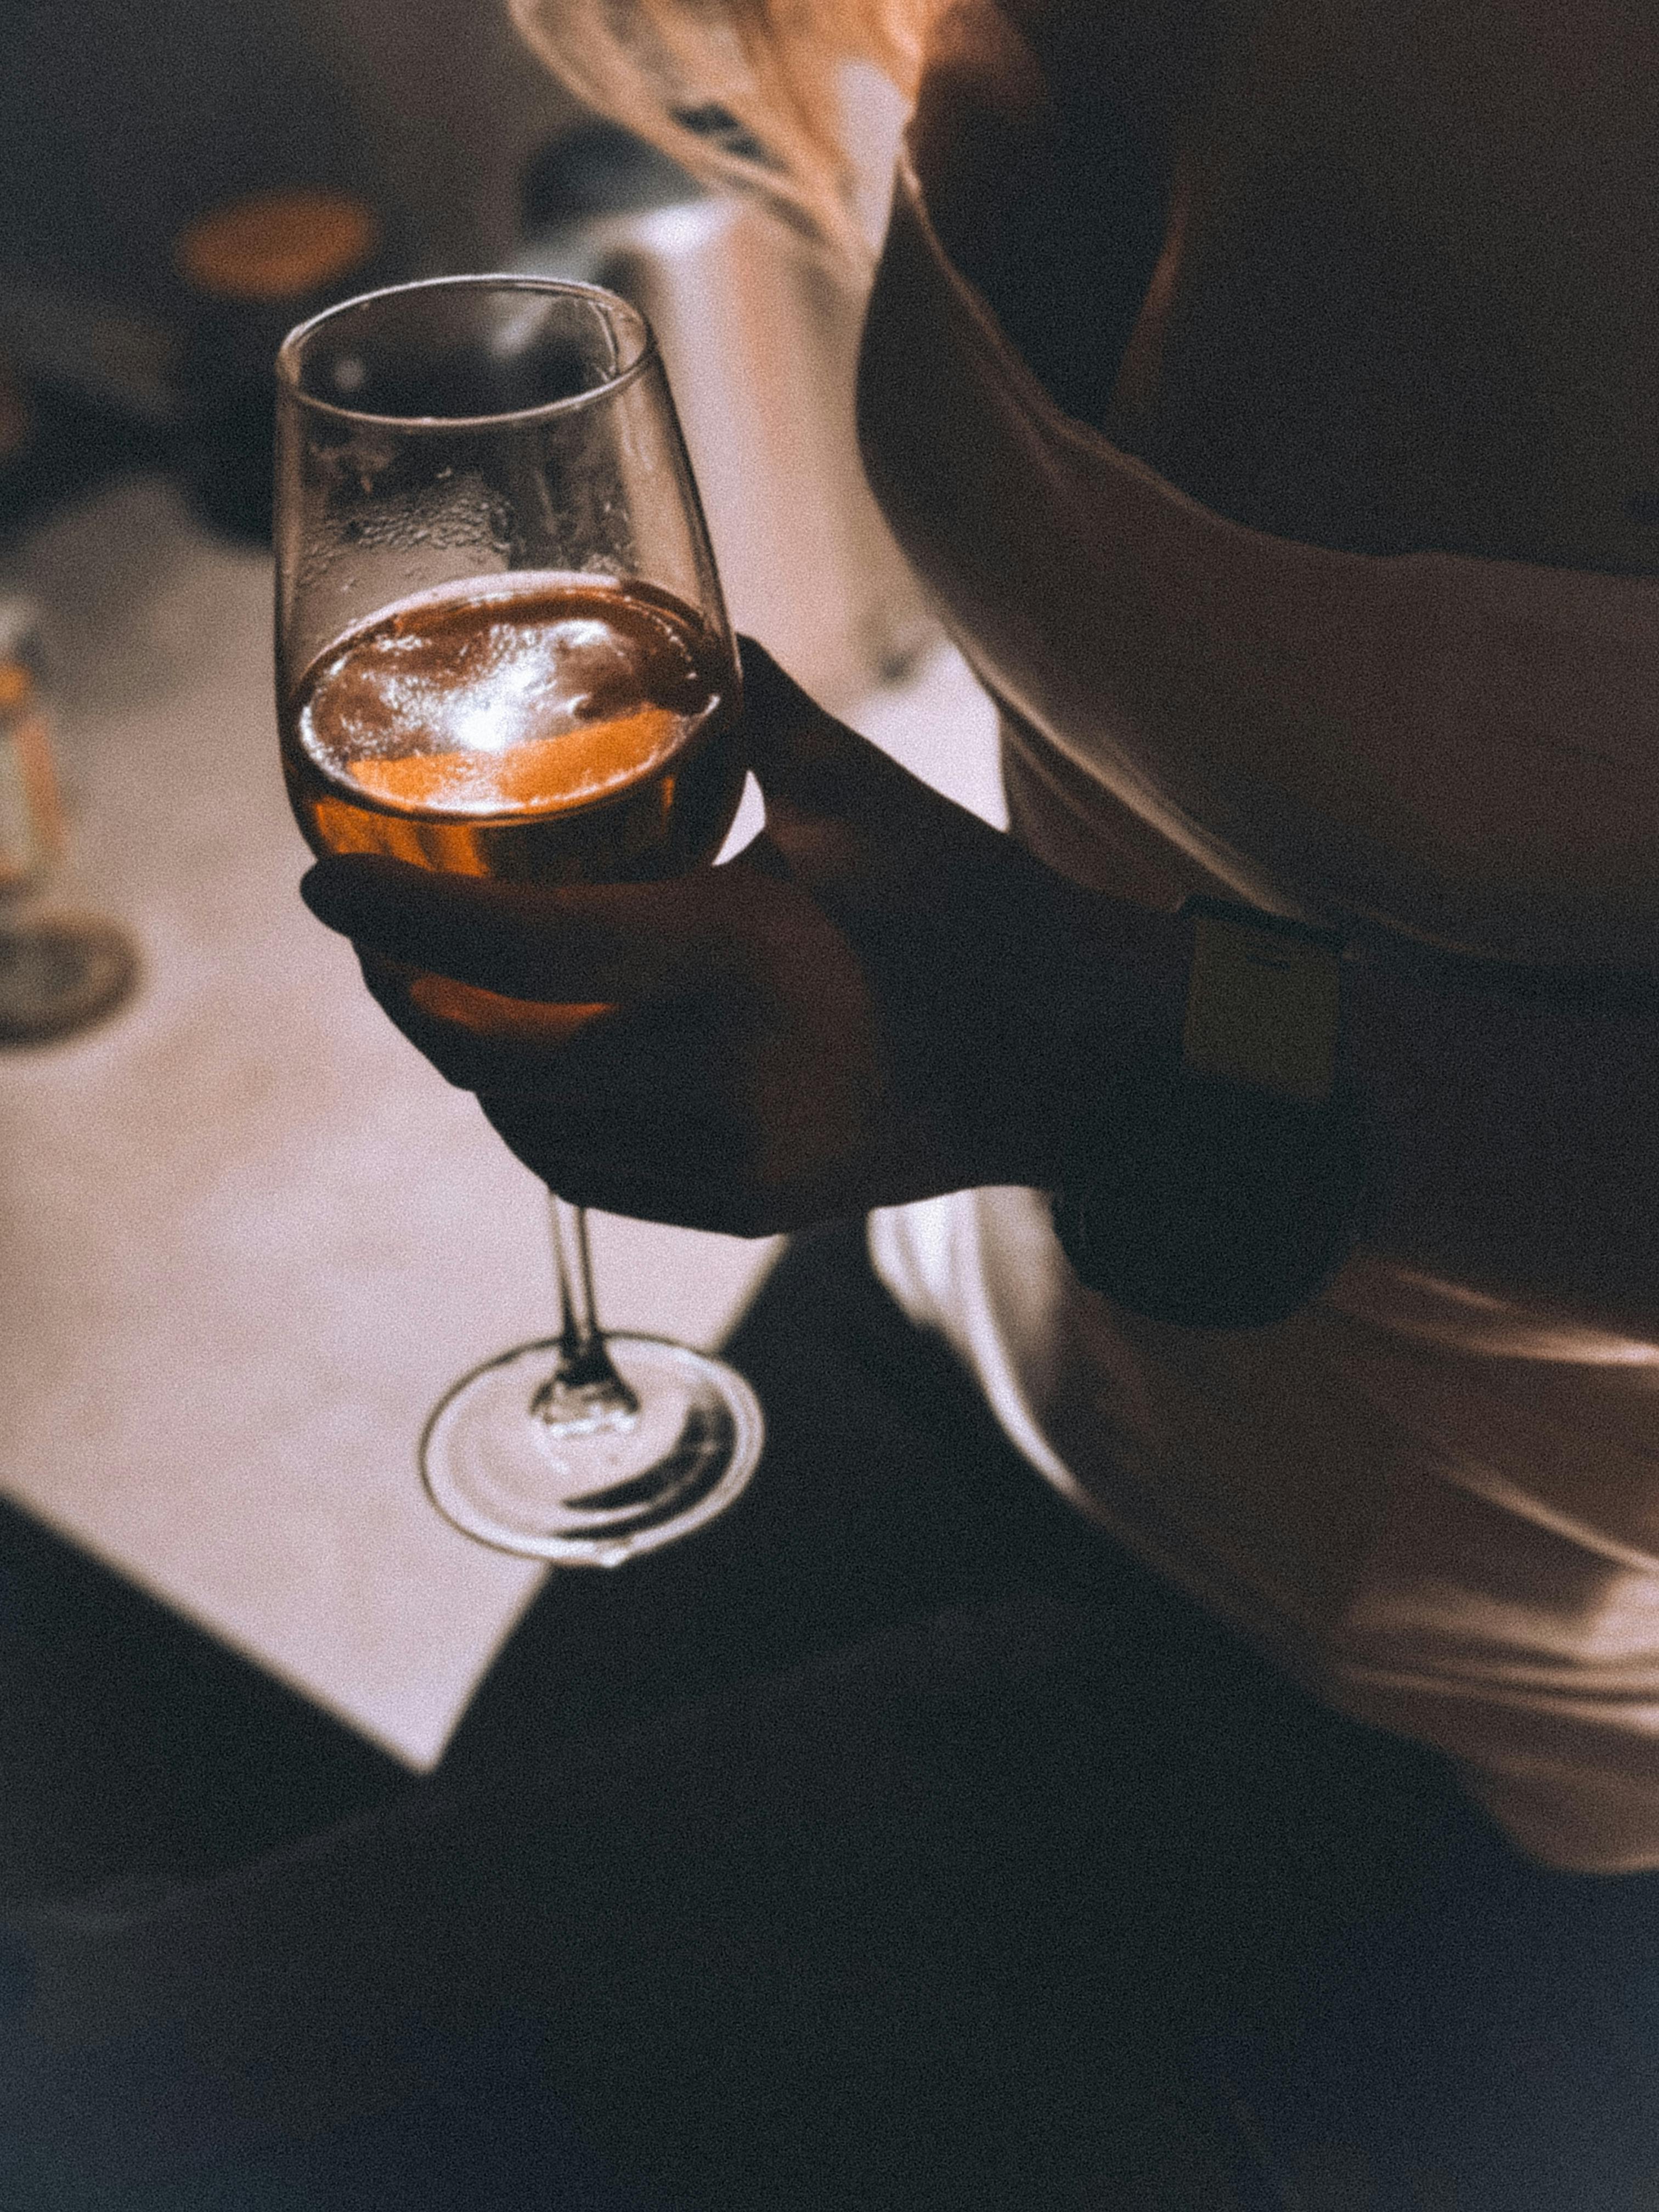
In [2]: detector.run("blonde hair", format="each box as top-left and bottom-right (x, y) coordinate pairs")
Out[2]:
(509, 0), (942, 263)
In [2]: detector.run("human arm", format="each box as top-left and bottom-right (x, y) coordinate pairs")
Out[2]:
(1341, 949), (1659, 1345)
(300, 642), (1186, 1236)
(300, 642), (1659, 1339)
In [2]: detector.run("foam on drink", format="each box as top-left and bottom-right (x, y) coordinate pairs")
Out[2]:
(300, 581), (704, 813)
(282, 574), (742, 883)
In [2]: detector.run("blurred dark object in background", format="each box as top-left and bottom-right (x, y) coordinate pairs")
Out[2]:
(0, 198), (386, 554)
(0, 0), (577, 549)
(0, 0), (571, 314)
(174, 188), (384, 543)
(0, 359), (31, 475)
(0, 299), (179, 544)
(520, 121), (699, 232)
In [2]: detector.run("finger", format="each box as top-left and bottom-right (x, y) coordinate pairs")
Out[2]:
(477, 1131), (773, 1238)
(736, 636), (950, 851)
(735, 637), (841, 782)
(361, 954), (745, 1133)
(543, 1174), (761, 1235)
(476, 1090), (733, 1218)
(736, 636), (874, 815)
(304, 855), (757, 1001)
(404, 972), (609, 1047)
(359, 954), (652, 1097)
(357, 952), (590, 1090)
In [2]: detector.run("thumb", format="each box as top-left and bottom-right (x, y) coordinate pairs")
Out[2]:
(736, 636), (927, 832)
(736, 637), (843, 776)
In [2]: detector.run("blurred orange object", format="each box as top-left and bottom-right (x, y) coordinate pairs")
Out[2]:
(175, 189), (380, 304)
(0, 645), (65, 894)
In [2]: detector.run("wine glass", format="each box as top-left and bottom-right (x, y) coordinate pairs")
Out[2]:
(274, 275), (763, 1565)
(0, 595), (138, 1045)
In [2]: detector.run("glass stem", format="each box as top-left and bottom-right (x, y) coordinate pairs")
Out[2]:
(533, 1196), (639, 1428)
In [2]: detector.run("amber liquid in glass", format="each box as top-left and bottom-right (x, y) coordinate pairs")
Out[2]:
(283, 573), (743, 886)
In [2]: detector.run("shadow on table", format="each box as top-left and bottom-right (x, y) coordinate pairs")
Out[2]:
(0, 1498), (416, 1912)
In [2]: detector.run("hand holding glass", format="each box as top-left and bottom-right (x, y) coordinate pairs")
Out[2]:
(274, 278), (763, 1564)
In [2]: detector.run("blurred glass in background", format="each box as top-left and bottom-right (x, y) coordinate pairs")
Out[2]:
(0, 594), (136, 1040)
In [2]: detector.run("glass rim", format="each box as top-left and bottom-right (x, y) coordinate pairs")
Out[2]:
(275, 273), (659, 432)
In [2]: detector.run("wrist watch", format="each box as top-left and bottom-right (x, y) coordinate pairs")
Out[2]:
(1051, 897), (1376, 1329)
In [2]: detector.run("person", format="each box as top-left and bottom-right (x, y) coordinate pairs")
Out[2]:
(14, 2), (1659, 2205)
(308, 0), (1659, 1870)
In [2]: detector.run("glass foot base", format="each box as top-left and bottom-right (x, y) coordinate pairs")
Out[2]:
(421, 1333), (763, 1565)
(0, 914), (138, 1044)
